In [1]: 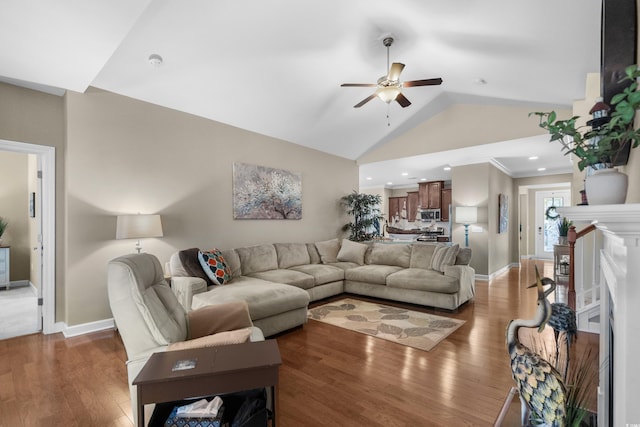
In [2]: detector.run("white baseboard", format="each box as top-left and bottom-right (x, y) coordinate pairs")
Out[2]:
(61, 318), (115, 338)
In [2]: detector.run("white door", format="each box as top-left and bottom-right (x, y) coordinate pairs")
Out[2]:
(535, 190), (571, 259)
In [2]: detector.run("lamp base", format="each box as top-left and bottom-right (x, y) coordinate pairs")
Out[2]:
(464, 224), (470, 247)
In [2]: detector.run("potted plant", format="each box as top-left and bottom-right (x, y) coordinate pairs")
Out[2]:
(558, 217), (572, 245)
(531, 64), (640, 204)
(340, 191), (383, 242)
(0, 217), (7, 245)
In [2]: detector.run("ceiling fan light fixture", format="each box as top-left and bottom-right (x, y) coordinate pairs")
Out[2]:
(376, 86), (401, 103)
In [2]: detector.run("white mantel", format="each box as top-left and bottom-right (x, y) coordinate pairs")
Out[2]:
(559, 204), (640, 426)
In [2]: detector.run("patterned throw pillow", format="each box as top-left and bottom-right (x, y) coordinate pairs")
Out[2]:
(198, 249), (232, 285)
(430, 244), (460, 273)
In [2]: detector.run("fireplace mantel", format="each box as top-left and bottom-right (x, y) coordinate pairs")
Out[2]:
(559, 203), (640, 426)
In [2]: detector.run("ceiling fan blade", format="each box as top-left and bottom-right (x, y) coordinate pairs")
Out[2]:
(396, 93), (411, 108)
(341, 83), (377, 87)
(403, 78), (443, 87)
(388, 63), (405, 81)
(354, 94), (377, 108)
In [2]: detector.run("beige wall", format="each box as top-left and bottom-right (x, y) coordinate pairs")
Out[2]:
(359, 104), (571, 164)
(0, 82), (65, 320)
(451, 163), (490, 275)
(488, 166), (514, 273)
(63, 88), (357, 325)
(0, 151), (29, 280)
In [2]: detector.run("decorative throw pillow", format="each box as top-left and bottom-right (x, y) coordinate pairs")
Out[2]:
(430, 244), (460, 273)
(336, 239), (368, 265)
(167, 328), (252, 351)
(315, 238), (341, 264)
(179, 248), (215, 287)
(198, 249), (233, 285)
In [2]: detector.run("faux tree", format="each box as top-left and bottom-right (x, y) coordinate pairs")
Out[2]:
(340, 191), (383, 242)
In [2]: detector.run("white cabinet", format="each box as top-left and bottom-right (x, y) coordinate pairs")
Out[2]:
(0, 246), (9, 288)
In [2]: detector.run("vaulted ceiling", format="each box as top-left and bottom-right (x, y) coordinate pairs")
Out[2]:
(0, 0), (601, 186)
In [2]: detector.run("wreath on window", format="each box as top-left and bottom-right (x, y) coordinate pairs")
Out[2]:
(545, 206), (560, 220)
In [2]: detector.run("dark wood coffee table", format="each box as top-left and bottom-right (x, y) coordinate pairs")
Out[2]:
(133, 339), (281, 427)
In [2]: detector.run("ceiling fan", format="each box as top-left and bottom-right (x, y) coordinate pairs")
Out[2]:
(341, 37), (442, 108)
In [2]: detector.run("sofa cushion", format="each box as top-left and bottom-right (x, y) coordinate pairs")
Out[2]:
(431, 244), (460, 273)
(386, 269), (460, 293)
(409, 243), (438, 269)
(344, 265), (403, 285)
(289, 264), (345, 285)
(315, 238), (341, 263)
(169, 252), (189, 277)
(179, 247), (215, 287)
(221, 249), (242, 277)
(248, 269), (315, 290)
(191, 276), (310, 321)
(336, 239), (368, 265)
(198, 249), (232, 285)
(307, 243), (321, 264)
(368, 243), (411, 268)
(236, 244), (278, 275)
(455, 247), (472, 265)
(275, 243), (311, 269)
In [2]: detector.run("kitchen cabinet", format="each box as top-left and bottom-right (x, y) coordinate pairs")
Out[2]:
(419, 181), (443, 209)
(441, 188), (452, 221)
(388, 197), (407, 222)
(407, 192), (419, 222)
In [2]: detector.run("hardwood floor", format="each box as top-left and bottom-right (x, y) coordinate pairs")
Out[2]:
(0, 259), (598, 426)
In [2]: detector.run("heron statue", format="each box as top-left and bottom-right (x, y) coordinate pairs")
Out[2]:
(507, 265), (567, 426)
(527, 276), (578, 380)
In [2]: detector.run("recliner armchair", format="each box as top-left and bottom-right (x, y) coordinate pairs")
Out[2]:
(107, 253), (264, 425)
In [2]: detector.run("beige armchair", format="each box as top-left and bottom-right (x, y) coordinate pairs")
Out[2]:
(107, 253), (264, 425)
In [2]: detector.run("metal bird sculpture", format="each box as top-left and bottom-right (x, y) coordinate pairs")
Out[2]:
(507, 265), (567, 426)
(528, 277), (578, 380)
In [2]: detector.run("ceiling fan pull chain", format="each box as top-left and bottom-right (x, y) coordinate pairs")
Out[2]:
(387, 104), (391, 127)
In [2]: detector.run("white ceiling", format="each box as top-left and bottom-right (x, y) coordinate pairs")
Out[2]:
(0, 0), (601, 188)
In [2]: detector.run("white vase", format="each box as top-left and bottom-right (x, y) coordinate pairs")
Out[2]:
(585, 168), (628, 205)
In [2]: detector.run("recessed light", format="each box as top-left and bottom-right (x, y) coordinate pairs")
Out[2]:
(387, 181), (393, 185)
(529, 156), (539, 160)
(148, 53), (163, 67)
(401, 172), (409, 176)
(537, 167), (546, 171)
(365, 177), (373, 180)
(443, 166), (451, 171)
(420, 178), (427, 181)
(474, 78), (487, 85)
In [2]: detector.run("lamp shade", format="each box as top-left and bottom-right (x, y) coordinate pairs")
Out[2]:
(455, 206), (477, 224)
(116, 214), (163, 240)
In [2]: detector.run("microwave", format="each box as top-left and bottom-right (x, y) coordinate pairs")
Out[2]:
(420, 209), (441, 221)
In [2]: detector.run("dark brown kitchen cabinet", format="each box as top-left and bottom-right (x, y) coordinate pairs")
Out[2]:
(419, 181), (443, 209)
(407, 191), (419, 222)
(388, 196), (406, 222)
(441, 188), (451, 221)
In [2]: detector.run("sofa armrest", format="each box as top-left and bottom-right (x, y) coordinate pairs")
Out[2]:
(444, 264), (476, 300)
(187, 300), (253, 339)
(171, 276), (207, 311)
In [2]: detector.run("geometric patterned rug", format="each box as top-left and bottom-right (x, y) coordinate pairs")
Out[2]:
(308, 298), (465, 352)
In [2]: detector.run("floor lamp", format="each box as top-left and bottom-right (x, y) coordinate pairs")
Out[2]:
(455, 206), (477, 247)
(116, 214), (163, 253)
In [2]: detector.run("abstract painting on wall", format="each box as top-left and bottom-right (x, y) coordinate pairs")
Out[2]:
(233, 162), (302, 219)
(498, 193), (508, 233)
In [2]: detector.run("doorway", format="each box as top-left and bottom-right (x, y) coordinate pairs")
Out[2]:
(534, 190), (571, 259)
(0, 139), (55, 336)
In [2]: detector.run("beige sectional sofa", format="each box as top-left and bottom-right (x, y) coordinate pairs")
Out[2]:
(168, 239), (475, 337)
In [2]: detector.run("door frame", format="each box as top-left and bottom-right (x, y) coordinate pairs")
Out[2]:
(0, 139), (55, 334)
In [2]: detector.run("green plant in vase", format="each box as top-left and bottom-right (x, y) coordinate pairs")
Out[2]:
(531, 64), (640, 204)
(340, 191), (383, 242)
(559, 217), (573, 238)
(0, 217), (7, 243)
(531, 64), (640, 171)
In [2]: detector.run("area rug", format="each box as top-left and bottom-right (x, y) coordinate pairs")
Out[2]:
(308, 298), (465, 352)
